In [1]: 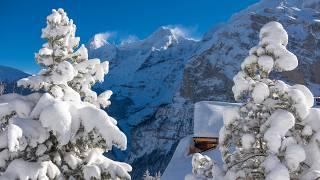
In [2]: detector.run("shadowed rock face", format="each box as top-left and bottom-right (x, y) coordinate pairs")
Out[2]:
(129, 101), (194, 179)
(181, 52), (234, 103)
(88, 0), (320, 178)
(311, 60), (320, 84)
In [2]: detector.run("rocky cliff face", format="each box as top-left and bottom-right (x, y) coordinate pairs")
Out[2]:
(88, 0), (320, 178)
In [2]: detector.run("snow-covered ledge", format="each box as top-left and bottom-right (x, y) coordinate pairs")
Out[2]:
(162, 101), (240, 180)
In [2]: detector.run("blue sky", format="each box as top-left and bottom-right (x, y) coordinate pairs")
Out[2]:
(0, 0), (259, 73)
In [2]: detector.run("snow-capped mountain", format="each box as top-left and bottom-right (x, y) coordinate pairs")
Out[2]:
(89, 26), (198, 127)
(0, 65), (28, 82)
(88, 0), (320, 178)
(88, 26), (198, 178)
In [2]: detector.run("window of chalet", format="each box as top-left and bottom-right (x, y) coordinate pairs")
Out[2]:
(189, 137), (219, 154)
(315, 97), (320, 106)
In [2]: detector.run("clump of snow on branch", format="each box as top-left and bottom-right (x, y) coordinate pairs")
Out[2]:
(185, 153), (215, 180)
(0, 8), (131, 179)
(189, 21), (320, 180)
(186, 153), (224, 180)
(264, 109), (295, 153)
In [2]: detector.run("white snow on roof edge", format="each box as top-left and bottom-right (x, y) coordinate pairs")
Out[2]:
(194, 101), (241, 137)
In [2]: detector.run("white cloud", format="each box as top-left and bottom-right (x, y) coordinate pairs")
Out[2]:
(120, 35), (139, 46)
(164, 25), (200, 41)
(89, 32), (116, 49)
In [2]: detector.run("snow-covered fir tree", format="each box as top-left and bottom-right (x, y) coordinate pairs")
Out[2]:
(0, 83), (4, 96)
(188, 21), (320, 180)
(0, 8), (131, 179)
(142, 170), (161, 180)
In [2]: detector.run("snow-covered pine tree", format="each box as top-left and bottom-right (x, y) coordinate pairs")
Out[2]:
(187, 21), (320, 180)
(219, 21), (320, 179)
(0, 83), (4, 96)
(142, 169), (161, 180)
(0, 8), (131, 179)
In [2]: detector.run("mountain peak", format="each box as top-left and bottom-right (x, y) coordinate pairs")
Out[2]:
(151, 26), (177, 38)
(149, 26), (189, 41)
(142, 26), (194, 51)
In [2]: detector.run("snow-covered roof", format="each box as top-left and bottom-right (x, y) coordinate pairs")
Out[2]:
(162, 101), (241, 179)
(162, 135), (222, 180)
(193, 101), (241, 137)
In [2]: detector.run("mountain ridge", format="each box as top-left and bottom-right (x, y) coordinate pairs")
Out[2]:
(0, 65), (29, 82)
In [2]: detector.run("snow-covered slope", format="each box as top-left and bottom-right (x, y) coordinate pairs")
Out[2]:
(0, 65), (28, 82)
(88, 0), (320, 178)
(160, 135), (204, 180)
